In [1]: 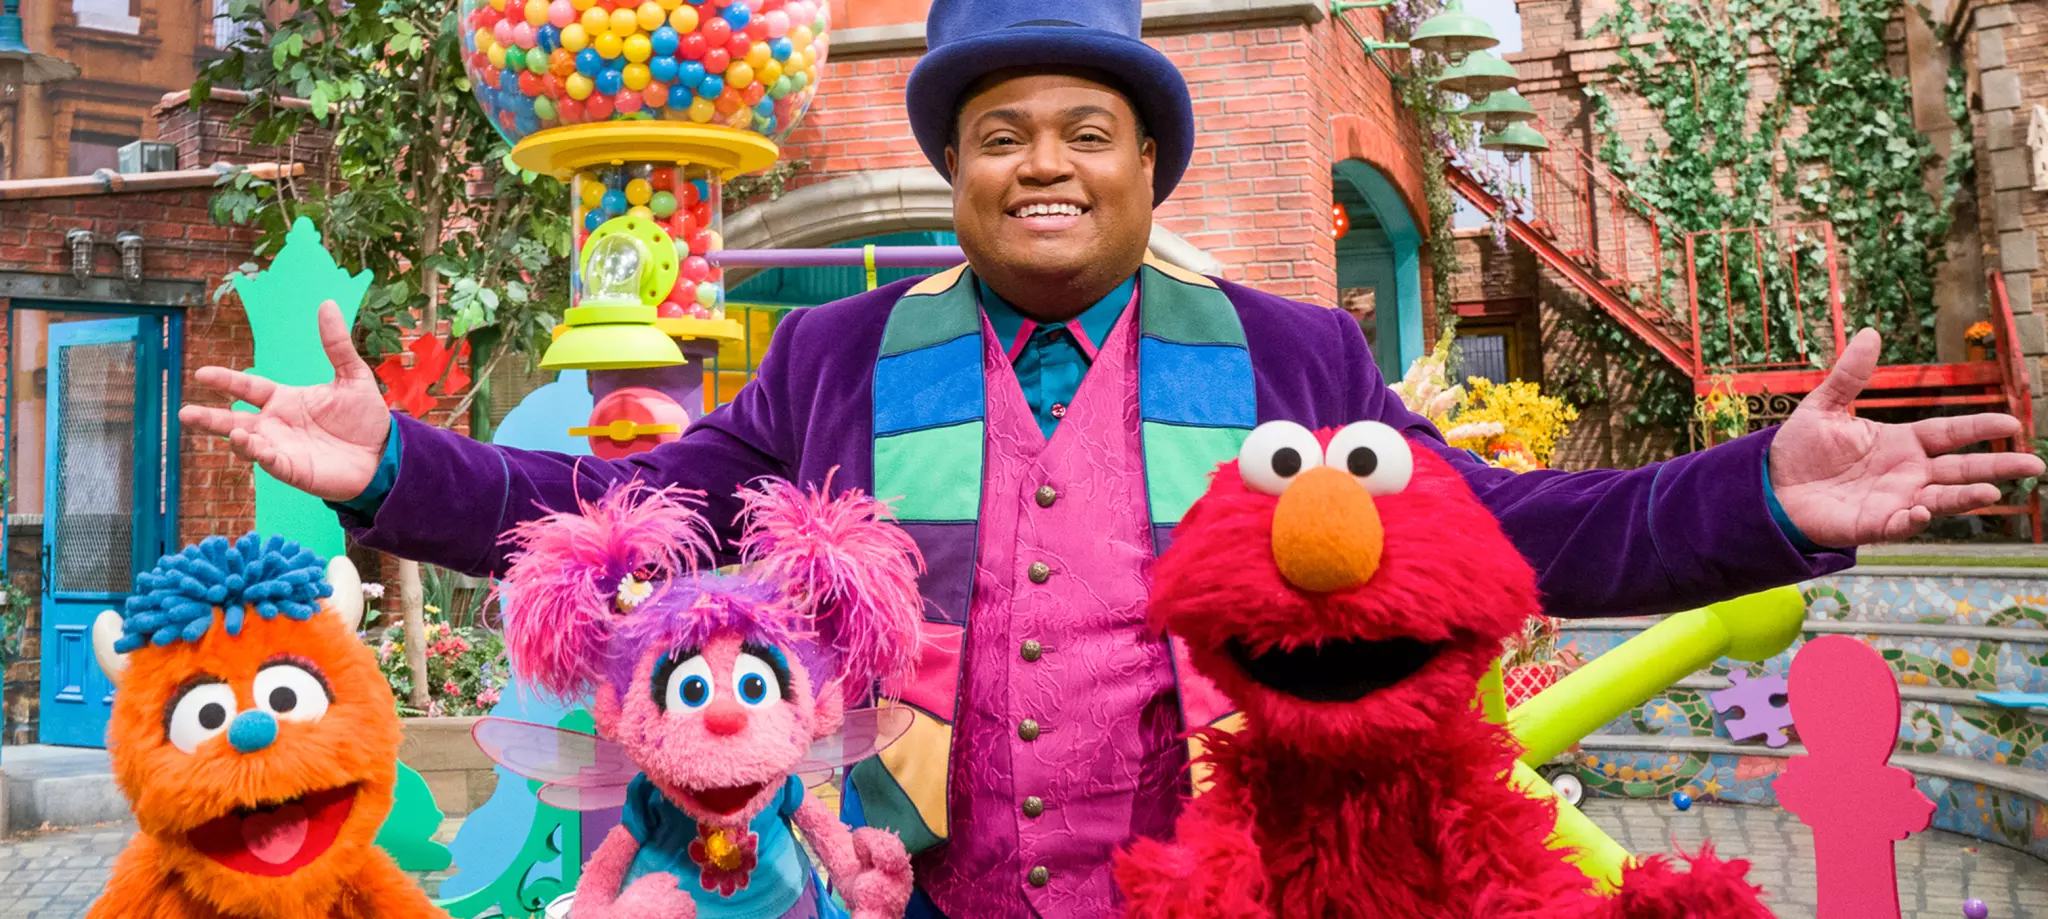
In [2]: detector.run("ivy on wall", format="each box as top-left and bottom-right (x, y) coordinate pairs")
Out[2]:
(1564, 0), (1968, 433)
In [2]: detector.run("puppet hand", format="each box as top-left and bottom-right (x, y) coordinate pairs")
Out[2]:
(577, 874), (697, 919)
(843, 827), (913, 919)
(1113, 815), (1270, 918)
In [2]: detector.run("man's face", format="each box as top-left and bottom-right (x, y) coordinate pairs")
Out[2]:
(946, 71), (1156, 287)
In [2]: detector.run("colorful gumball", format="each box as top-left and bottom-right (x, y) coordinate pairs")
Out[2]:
(550, 47), (575, 75)
(651, 167), (676, 191)
(725, 33), (751, 61)
(579, 5), (607, 34)
(695, 282), (718, 307)
(533, 95), (558, 120)
(607, 6), (637, 34)
(548, 0), (575, 25)
(650, 24), (679, 55)
(624, 33), (652, 62)
(762, 9), (787, 37)
(593, 31), (623, 58)
(687, 97), (716, 122)
(714, 85), (742, 114)
(702, 16), (730, 46)
(672, 8), (702, 40)
(586, 92), (616, 119)
(595, 68), (623, 95)
(680, 255), (709, 282)
(648, 56), (679, 84)
(688, 229), (712, 256)
(741, 81), (765, 105)
(561, 21), (589, 50)
(642, 81), (670, 107)
(726, 62), (754, 90)
(625, 178), (653, 205)
(649, 190), (678, 216)
(627, 204), (654, 219)
(745, 41), (771, 70)
(657, 300), (688, 319)
(566, 72), (595, 99)
(583, 209), (605, 232)
(677, 60), (707, 89)
(635, 1), (665, 30)
(557, 97), (586, 121)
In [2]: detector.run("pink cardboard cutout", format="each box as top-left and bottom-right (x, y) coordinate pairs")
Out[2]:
(1774, 635), (1934, 919)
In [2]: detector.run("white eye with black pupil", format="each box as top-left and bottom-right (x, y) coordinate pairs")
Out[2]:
(662, 654), (716, 711)
(167, 683), (237, 754)
(732, 652), (782, 708)
(253, 663), (331, 723)
(1237, 421), (1324, 496)
(1324, 421), (1413, 495)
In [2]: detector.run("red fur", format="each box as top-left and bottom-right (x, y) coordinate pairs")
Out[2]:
(1116, 432), (1775, 919)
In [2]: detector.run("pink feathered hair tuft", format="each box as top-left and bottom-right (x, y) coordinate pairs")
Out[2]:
(499, 483), (715, 701)
(736, 471), (925, 691)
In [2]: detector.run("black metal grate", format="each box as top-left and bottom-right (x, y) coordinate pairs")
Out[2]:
(53, 340), (137, 595)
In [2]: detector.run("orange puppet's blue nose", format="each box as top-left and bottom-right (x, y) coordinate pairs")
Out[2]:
(1271, 466), (1385, 592)
(228, 711), (278, 754)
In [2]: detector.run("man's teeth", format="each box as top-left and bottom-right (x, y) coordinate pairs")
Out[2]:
(1014, 203), (1083, 217)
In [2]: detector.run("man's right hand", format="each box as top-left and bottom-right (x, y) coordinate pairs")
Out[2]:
(178, 300), (391, 502)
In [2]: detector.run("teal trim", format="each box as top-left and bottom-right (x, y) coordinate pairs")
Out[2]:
(1141, 422), (1252, 525)
(1334, 159), (1425, 376)
(875, 421), (985, 522)
(727, 232), (960, 308)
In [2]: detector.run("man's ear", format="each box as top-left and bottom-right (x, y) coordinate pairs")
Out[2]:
(1139, 135), (1156, 184)
(944, 143), (958, 178)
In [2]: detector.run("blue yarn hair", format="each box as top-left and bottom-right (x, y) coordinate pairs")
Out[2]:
(113, 533), (333, 653)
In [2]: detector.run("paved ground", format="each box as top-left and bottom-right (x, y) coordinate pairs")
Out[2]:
(0, 800), (2039, 917)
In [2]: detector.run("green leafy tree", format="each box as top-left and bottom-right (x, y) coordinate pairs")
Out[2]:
(195, 0), (571, 710)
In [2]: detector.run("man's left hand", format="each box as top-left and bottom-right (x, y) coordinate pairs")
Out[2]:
(1770, 328), (2048, 547)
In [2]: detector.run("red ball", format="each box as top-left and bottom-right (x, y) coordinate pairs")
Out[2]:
(651, 167), (676, 191)
(690, 200), (712, 225)
(707, 265), (723, 282)
(725, 34), (750, 60)
(656, 300), (688, 318)
(714, 86), (742, 113)
(499, 110), (518, 130)
(741, 81), (765, 105)
(585, 92), (616, 119)
(744, 20), (769, 42)
(641, 82), (670, 108)
(542, 73), (566, 98)
(703, 48), (730, 74)
(615, 89), (643, 113)
(681, 255), (710, 281)
(682, 182), (700, 207)
(678, 32), (707, 60)
(517, 71), (543, 96)
(701, 17), (731, 46)
(688, 230), (712, 256)
(556, 98), (586, 122)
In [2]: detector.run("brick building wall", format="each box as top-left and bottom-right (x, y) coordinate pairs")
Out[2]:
(785, 0), (1433, 309)
(1966, 0), (2048, 423)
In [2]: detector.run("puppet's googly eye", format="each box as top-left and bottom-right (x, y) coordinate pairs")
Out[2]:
(1323, 422), (1412, 496)
(166, 682), (237, 754)
(1237, 421), (1322, 496)
(661, 654), (715, 711)
(254, 663), (332, 723)
(732, 652), (783, 708)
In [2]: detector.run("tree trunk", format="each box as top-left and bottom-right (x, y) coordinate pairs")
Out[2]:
(398, 558), (431, 712)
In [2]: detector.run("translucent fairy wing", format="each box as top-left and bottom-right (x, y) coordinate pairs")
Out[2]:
(472, 717), (637, 789)
(538, 782), (632, 812)
(795, 705), (916, 783)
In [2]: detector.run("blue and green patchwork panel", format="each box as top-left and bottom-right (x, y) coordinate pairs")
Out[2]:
(1135, 262), (1255, 553)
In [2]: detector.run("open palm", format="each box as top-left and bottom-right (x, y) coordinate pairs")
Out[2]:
(178, 300), (392, 502)
(1769, 329), (2044, 547)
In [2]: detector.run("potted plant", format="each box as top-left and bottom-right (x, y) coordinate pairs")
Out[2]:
(1966, 321), (1996, 362)
(1693, 376), (1751, 447)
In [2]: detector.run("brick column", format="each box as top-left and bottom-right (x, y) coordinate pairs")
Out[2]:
(1971, 0), (2048, 422)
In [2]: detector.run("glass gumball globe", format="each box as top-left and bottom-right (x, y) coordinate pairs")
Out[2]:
(582, 232), (649, 307)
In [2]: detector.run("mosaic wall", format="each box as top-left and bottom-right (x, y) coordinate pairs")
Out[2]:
(1555, 572), (2048, 861)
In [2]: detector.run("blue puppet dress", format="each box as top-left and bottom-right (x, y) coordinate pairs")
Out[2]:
(619, 773), (850, 919)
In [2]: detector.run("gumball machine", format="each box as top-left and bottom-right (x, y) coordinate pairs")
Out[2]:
(461, 0), (829, 452)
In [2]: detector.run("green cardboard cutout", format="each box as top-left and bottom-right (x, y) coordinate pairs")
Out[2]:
(432, 709), (594, 918)
(230, 217), (373, 561)
(377, 762), (454, 872)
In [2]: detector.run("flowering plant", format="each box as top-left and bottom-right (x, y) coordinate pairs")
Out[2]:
(1965, 321), (1996, 348)
(1446, 378), (1579, 469)
(1693, 376), (1751, 443)
(370, 616), (508, 717)
(1391, 336), (1465, 430)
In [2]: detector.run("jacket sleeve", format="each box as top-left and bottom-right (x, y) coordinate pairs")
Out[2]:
(1326, 308), (1855, 619)
(338, 309), (811, 578)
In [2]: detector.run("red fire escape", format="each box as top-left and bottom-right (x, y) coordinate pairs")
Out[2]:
(1445, 121), (2041, 540)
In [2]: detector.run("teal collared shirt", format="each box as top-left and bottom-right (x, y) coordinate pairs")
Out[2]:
(977, 274), (1137, 439)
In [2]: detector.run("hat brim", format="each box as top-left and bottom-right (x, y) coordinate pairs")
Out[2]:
(905, 26), (1194, 207)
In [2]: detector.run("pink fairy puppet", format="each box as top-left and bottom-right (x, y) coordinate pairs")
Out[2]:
(475, 480), (923, 919)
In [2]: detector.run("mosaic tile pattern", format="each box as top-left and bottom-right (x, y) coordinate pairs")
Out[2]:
(1555, 571), (2048, 862)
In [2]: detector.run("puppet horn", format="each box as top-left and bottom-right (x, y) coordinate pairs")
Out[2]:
(326, 556), (366, 633)
(91, 610), (129, 684)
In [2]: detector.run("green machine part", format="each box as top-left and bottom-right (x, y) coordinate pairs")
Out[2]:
(432, 709), (597, 918)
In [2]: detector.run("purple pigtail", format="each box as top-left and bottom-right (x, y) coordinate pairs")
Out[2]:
(736, 472), (925, 692)
(499, 484), (714, 701)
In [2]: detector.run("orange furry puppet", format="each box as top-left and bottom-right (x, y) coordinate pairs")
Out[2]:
(83, 534), (447, 919)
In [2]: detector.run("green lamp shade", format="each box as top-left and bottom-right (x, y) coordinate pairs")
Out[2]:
(540, 304), (685, 370)
(1481, 122), (1550, 156)
(1408, 0), (1498, 57)
(1434, 50), (1520, 96)
(1458, 90), (1537, 126)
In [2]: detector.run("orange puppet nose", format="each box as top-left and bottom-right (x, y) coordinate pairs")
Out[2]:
(703, 702), (749, 736)
(1271, 466), (1384, 593)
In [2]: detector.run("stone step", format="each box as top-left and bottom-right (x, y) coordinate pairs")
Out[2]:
(0, 746), (126, 836)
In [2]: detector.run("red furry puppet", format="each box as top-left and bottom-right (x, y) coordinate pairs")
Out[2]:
(84, 534), (446, 919)
(1114, 421), (1775, 919)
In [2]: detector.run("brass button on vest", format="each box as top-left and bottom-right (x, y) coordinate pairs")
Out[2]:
(1022, 795), (1044, 818)
(1020, 639), (1043, 662)
(1019, 718), (1040, 741)
(1028, 866), (1050, 887)
(1027, 561), (1051, 583)
(1035, 485), (1058, 507)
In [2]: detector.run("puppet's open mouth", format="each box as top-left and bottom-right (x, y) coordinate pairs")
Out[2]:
(1227, 637), (1441, 702)
(188, 784), (357, 876)
(681, 782), (766, 816)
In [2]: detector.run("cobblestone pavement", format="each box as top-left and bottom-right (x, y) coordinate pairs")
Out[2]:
(1, 800), (2041, 917)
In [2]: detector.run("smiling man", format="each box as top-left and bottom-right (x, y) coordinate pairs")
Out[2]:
(177, 0), (2044, 916)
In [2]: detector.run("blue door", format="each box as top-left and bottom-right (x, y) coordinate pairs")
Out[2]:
(39, 316), (170, 748)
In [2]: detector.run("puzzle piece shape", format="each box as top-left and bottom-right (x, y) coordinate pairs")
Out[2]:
(1711, 670), (1793, 747)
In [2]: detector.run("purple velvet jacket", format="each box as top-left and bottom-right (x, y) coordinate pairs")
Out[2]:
(340, 275), (1855, 618)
